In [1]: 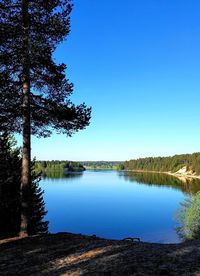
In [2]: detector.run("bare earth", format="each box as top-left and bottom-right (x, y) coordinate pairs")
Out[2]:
(0, 233), (200, 275)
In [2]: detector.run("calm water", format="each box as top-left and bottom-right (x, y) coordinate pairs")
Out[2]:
(40, 170), (200, 243)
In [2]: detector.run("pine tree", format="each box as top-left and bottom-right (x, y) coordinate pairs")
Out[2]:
(28, 161), (48, 235)
(0, 132), (48, 238)
(0, 132), (21, 238)
(0, 0), (91, 236)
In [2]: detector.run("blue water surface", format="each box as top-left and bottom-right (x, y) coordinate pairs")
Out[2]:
(40, 170), (200, 243)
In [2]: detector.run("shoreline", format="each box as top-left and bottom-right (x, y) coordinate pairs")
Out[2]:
(125, 169), (200, 180)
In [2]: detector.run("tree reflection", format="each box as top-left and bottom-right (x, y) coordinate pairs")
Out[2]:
(119, 171), (200, 195)
(42, 170), (84, 180)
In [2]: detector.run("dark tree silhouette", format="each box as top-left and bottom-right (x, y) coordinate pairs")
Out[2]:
(0, 0), (91, 236)
(28, 162), (49, 236)
(0, 132), (48, 238)
(0, 132), (21, 238)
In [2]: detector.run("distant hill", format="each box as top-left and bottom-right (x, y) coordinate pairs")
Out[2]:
(124, 153), (200, 175)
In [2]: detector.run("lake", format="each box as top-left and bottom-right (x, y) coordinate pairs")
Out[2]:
(40, 170), (200, 244)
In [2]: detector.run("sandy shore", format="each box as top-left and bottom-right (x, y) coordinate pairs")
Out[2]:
(126, 169), (200, 180)
(0, 233), (200, 275)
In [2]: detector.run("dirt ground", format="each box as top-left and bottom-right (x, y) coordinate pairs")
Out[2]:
(0, 233), (200, 275)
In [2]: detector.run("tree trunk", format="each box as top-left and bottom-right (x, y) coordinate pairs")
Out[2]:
(20, 0), (31, 238)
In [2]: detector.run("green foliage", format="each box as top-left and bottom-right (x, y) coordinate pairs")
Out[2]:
(115, 164), (125, 171)
(81, 161), (123, 170)
(35, 161), (124, 172)
(0, 133), (48, 238)
(124, 153), (200, 175)
(1, 0), (91, 136)
(28, 163), (48, 235)
(0, 132), (21, 238)
(176, 192), (200, 240)
(35, 160), (85, 174)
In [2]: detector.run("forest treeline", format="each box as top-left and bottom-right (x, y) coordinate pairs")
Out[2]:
(81, 161), (123, 170)
(124, 153), (200, 175)
(35, 161), (123, 171)
(35, 161), (85, 173)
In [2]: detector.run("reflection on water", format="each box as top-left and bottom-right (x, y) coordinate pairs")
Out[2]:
(120, 171), (200, 195)
(42, 170), (83, 180)
(120, 171), (200, 242)
(40, 170), (200, 243)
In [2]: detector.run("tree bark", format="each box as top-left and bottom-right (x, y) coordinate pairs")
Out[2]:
(20, 0), (31, 238)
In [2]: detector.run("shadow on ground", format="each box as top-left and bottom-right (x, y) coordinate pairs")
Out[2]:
(0, 233), (200, 275)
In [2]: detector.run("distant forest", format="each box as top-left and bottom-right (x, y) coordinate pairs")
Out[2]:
(124, 153), (200, 175)
(81, 161), (123, 170)
(35, 161), (123, 172)
(35, 161), (85, 173)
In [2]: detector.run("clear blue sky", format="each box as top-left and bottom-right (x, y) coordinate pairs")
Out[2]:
(20, 0), (200, 161)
